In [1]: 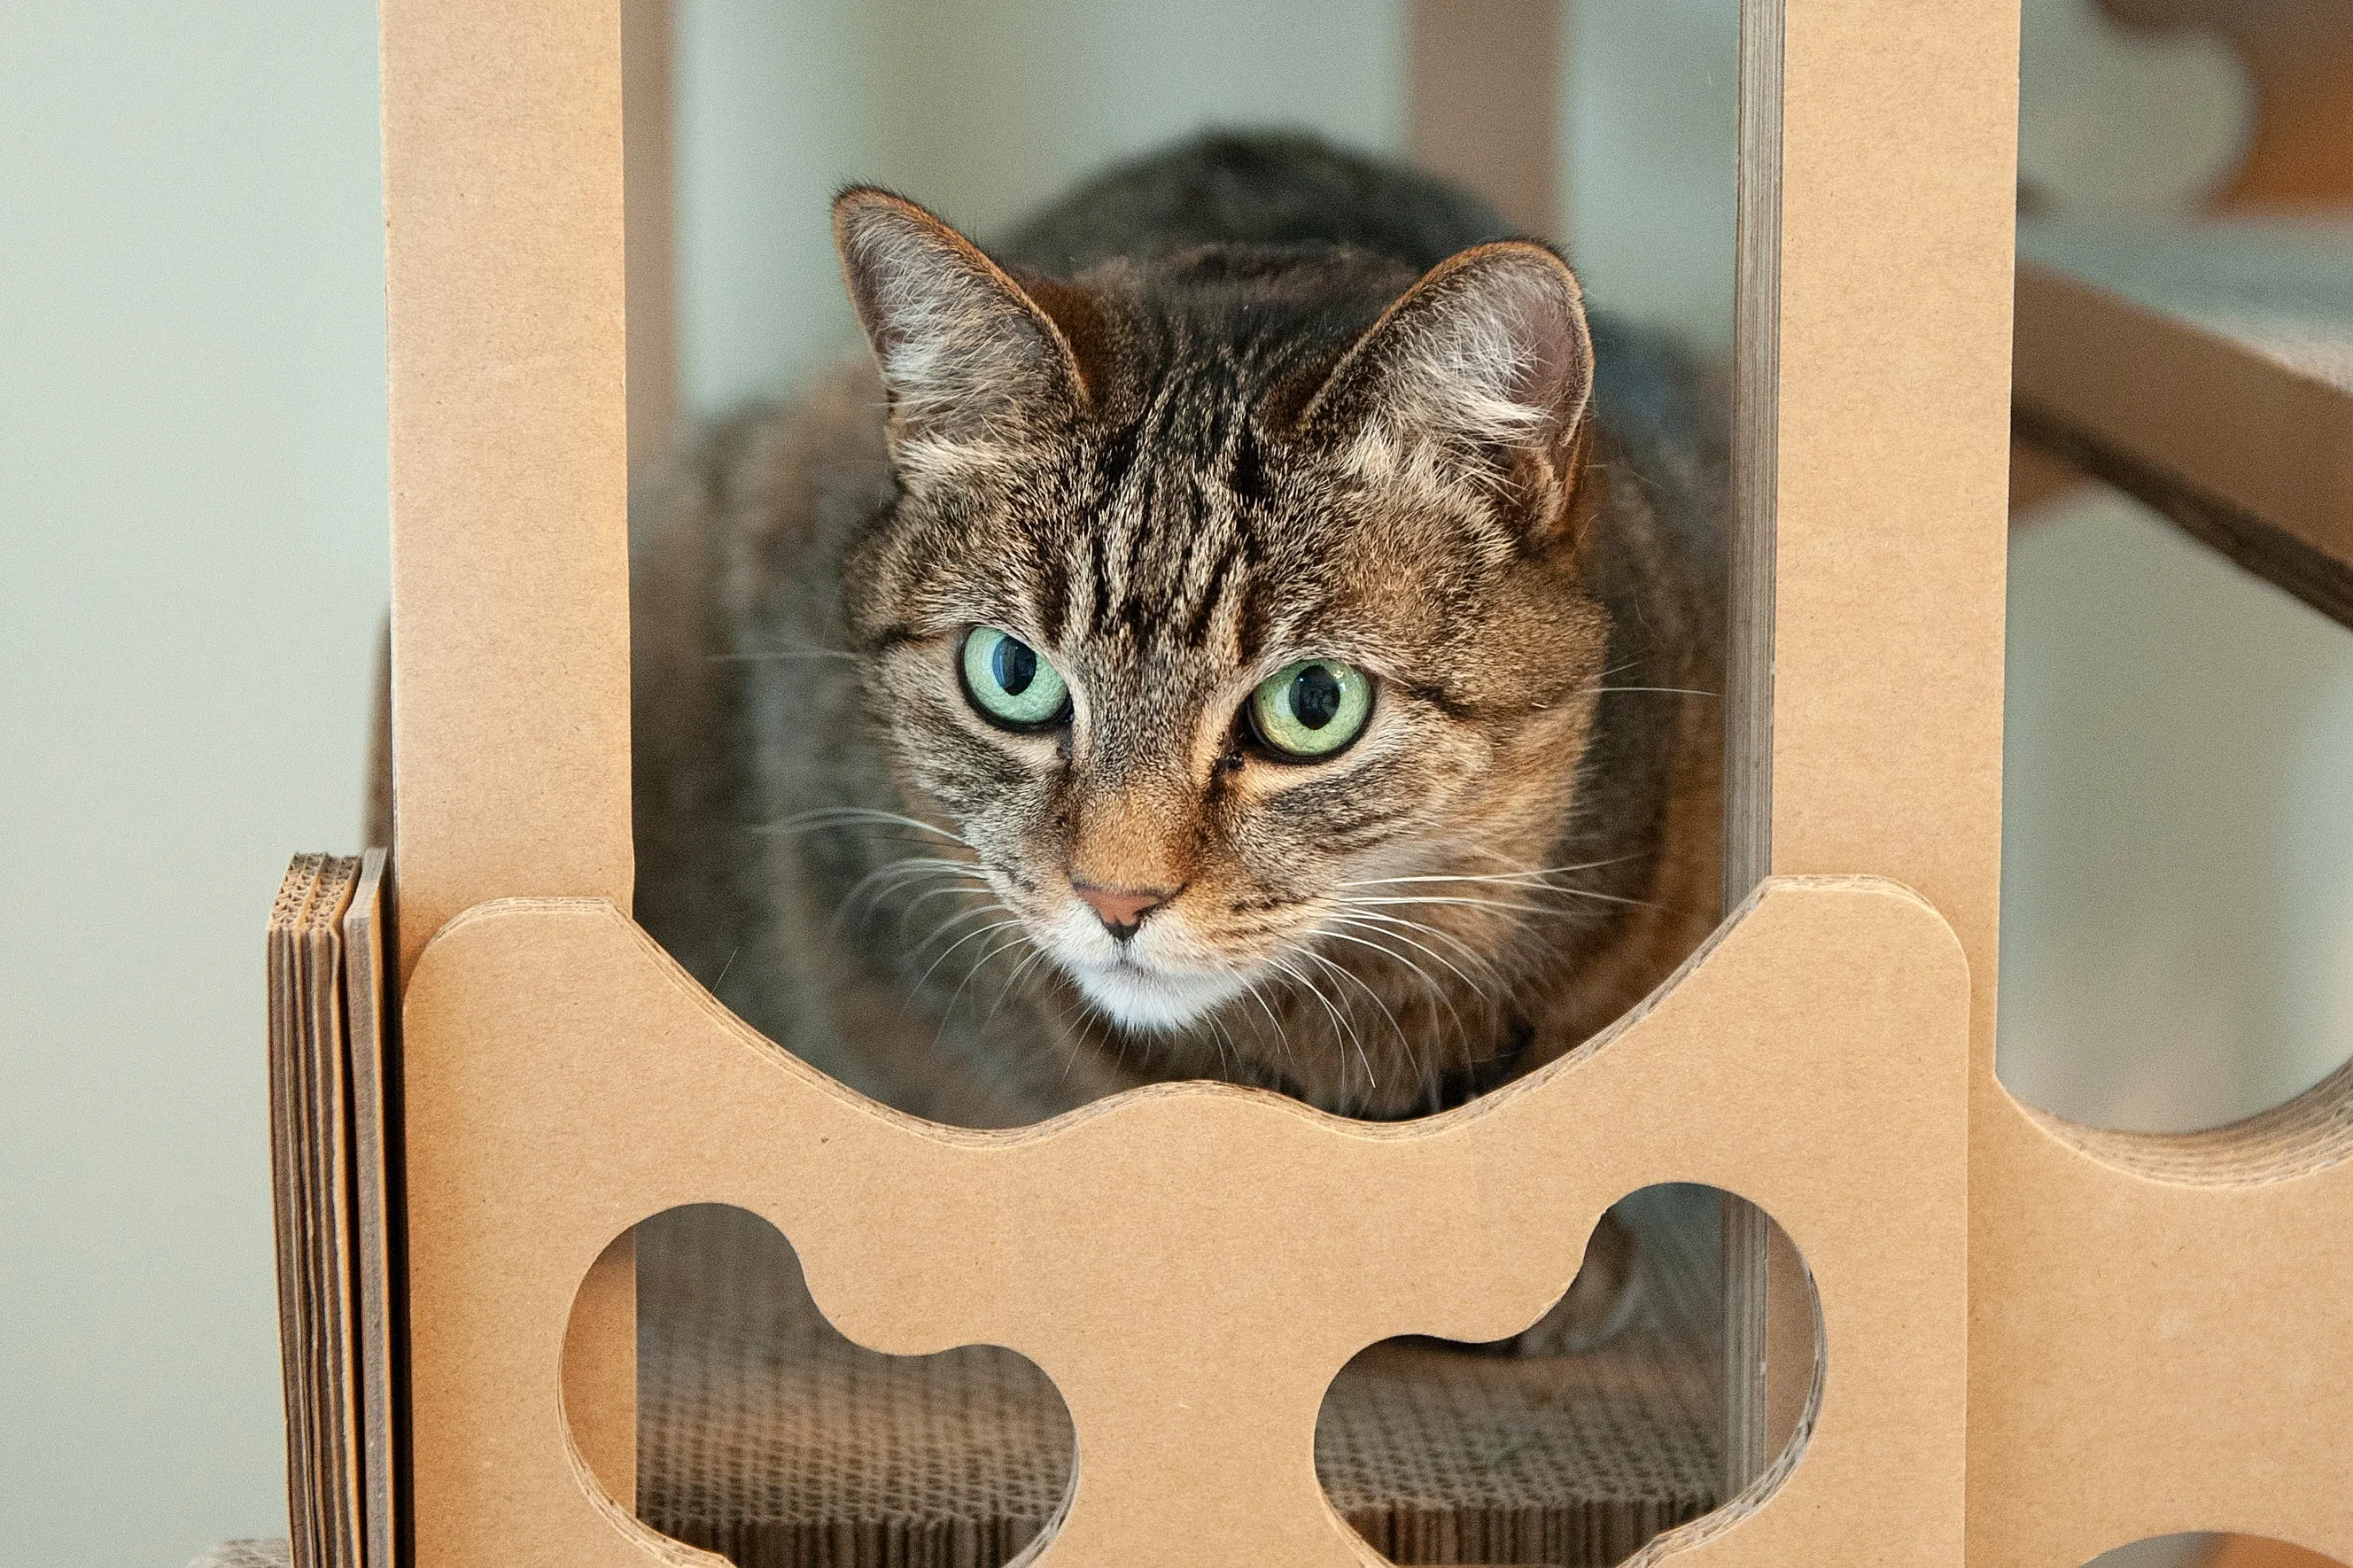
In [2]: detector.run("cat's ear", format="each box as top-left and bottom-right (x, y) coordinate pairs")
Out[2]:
(1300, 241), (1594, 532)
(833, 188), (1087, 460)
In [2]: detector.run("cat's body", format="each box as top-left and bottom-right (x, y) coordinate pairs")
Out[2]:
(631, 133), (1723, 1139)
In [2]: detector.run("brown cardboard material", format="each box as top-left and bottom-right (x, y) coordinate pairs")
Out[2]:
(268, 855), (377, 1568)
(267, 857), (323, 1568)
(400, 879), (1967, 1568)
(377, 0), (640, 1510)
(379, 0), (634, 988)
(371, 0), (1986, 1561)
(305, 855), (366, 1568)
(1721, 0), (2022, 1500)
(563, 1234), (639, 1510)
(323, 2), (2342, 1565)
(1969, 1069), (2353, 1564)
(622, 1190), (1723, 1566)
(1716, 0), (1784, 1489)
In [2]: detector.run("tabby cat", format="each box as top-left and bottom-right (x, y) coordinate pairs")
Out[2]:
(631, 132), (1723, 1336)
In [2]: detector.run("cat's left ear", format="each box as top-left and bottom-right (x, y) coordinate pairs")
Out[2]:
(1300, 241), (1594, 534)
(833, 187), (1088, 461)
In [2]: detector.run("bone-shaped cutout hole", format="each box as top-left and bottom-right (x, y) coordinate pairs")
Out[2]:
(568, 1204), (1079, 1567)
(2085, 1534), (2345, 1568)
(565, 1191), (1804, 1568)
(1316, 1184), (1821, 1567)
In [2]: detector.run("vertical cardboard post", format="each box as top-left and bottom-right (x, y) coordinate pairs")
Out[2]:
(381, 0), (635, 982)
(379, 0), (637, 1510)
(371, 1), (2007, 1561)
(1720, 0), (2021, 1494)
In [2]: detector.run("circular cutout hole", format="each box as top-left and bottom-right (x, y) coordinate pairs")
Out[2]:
(567, 1205), (1076, 1567)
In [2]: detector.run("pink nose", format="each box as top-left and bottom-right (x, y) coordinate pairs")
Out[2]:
(1075, 881), (1172, 935)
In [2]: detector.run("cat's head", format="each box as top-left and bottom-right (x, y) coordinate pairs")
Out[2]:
(831, 188), (1615, 1054)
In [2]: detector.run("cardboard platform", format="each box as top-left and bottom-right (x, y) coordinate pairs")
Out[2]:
(2013, 221), (2353, 626)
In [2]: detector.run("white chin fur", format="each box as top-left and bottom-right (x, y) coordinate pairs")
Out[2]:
(1064, 957), (1252, 1033)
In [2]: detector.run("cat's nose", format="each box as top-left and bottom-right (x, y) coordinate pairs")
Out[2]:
(1073, 881), (1174, 940)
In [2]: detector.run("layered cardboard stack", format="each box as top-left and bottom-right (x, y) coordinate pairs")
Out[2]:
(265, 852), (398, 1568)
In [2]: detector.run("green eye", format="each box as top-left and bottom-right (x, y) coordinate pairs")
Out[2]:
(959, 626), (1070, 729)
(1248, 659), (1373, 760)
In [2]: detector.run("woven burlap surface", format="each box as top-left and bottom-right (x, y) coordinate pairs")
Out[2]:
(638, 1187), (1721, 1568)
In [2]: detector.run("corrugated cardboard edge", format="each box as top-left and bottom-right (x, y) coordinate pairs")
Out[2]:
(343, 850), (400, 1568)
(268, 858), (326, 1568)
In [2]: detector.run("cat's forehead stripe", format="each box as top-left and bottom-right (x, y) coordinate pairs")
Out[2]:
(1067, 369), (1270, 664)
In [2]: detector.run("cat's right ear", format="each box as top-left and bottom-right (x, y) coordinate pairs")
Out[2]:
(1298, 240), (1595, 539)
(833, 188), (1088, 461)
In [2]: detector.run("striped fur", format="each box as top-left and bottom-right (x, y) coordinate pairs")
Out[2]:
(632, 133), (1723, 1137)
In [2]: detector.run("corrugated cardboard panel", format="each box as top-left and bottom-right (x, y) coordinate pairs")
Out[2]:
(267, 858), (326, 1568)
(342, 851), (400, 1568)
(399, 879), (1965, 1568)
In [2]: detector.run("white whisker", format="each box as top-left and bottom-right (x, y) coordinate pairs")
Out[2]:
(1299, 945), (1412, 1086)
(1336, 855), (1639, 890)
(1355, 889), (1655, 913)
(1325, 910), (1497, 1000)
(1269, 953), (1371, 1091)
(980, 944), (1053, 1039)
(906, 916), (1026, 999)
(903, 902), (1013, 968)
(837, 854), (987, 912)
(939, 928), (1033, 1022)
(756, 805), (973, 850)
(1316, 922), (1469, 1061)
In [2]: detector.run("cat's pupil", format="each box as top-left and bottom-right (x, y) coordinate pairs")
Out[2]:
(1293, 664), (1342, 728)
(992, 637), (1037, 695)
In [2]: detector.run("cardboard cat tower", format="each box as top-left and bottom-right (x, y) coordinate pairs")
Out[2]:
(251, 2), (2353, 1566)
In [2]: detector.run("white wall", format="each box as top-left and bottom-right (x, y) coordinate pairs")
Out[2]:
(0, 5), (388, 1565)
(673, 0), (1407, 415)
(2000, 474), (2353, 1130)
(670, 0), (1743, 414)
